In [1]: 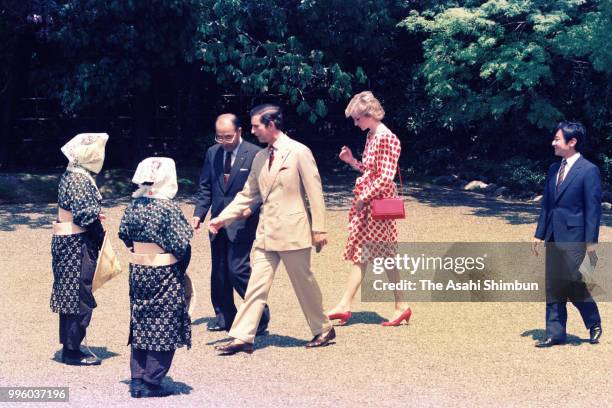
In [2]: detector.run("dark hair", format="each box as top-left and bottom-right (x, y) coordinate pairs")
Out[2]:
(555, 121), (586, 151)
(250, 104), (283, 131)
(217, 113), (241, 130)
(228, 114), (241, 130)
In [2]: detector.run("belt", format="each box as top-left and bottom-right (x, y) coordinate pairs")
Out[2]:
(53, 222), (86, 235)
(130, 252), (178, 267)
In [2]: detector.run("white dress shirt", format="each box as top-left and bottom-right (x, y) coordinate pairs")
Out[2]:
(225, 137), (243, 168)
(557, 152), (581, 185)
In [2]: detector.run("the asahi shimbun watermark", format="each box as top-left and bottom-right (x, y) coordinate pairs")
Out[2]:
(361, 242), (612, 302)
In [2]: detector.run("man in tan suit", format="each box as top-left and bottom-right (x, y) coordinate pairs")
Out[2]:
(208, 104), (335, 355)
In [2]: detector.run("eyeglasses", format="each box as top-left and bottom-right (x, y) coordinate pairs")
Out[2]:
(215, 133), (236, 143)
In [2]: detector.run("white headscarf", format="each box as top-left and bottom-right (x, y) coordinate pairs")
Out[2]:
(61, 133), (109, 174)
(131, 157), (178, 200)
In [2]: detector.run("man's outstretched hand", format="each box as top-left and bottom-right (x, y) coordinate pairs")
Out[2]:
(208, 217), (225, 234)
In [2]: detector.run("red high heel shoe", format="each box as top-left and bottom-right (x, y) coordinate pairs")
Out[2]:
(381, 308), (412, 326)
(328, 311), (352, 325)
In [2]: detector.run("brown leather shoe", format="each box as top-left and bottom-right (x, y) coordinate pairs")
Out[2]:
(305, 327), (336, 348)
(215, 341), (254, 355)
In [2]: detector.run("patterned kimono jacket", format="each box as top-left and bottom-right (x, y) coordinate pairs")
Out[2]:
(119, 197), (193, 351)
(50, 171), (103, 315)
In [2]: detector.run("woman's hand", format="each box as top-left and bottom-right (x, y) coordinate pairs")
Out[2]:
(355, 199), (365, 211)
(339, 145), (354, 164)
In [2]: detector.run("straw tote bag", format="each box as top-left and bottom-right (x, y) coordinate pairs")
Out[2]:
(93, 231), (123, 292)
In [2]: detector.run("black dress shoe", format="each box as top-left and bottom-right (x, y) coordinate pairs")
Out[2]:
(131, 382), (173, 398)
(207, 324), (226, 332)
(305, 327), (336, 348)
(589, 325), (602, 344)
(215, 341), (254, 355)
(62, 353), (102, 366)
(535, 337), (565, 348)
(129, 379), (144, 395)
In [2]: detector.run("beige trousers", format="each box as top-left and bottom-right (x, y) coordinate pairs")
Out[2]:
(229, 247), (332, 344)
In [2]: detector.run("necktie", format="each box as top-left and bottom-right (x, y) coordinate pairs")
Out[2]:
(224, 151), (232, 184)
(268, 146), (275, 170)
(556, 159), (567, 190)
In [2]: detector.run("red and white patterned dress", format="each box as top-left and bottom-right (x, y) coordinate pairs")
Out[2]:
(343, 124), (401, 264)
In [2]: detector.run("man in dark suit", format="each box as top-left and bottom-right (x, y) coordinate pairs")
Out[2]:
(532, 121), (603, 347)
(193, 113), (270, 333)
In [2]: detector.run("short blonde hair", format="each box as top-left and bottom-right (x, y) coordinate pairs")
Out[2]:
(344, 91), (385, 120)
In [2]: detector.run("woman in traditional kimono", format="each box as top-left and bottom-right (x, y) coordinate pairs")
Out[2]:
(51, 133), (108, 366)
(119, 157), (193, 398)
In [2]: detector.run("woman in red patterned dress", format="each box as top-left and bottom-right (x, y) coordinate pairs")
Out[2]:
(327, 91), (411, 326)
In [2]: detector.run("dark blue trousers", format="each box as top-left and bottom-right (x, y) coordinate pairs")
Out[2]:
(210, 230), (270, 331)
(59, 236), (97, 351)
(544, 238), (601, 341)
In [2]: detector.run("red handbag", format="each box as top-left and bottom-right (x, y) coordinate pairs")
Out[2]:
(370, 164), (405, 220)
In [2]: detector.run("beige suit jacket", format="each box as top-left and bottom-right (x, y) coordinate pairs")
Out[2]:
(217, 133), (326, 251)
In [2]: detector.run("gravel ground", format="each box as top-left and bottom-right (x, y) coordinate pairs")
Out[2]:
(1, 182), (610, 407)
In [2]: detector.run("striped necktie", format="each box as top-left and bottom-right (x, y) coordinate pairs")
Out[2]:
(556, 159), (567, 190)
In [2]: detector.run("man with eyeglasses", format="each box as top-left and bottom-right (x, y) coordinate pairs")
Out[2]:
(193, 113), (270, 334)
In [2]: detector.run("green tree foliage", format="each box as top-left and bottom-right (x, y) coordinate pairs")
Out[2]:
(401, 0), (610, 128)
(193, 0), (410, 123)
(400, 0), (611, 183)
(35, 0), (201, 111)
(2, 0), (610, 186)
(35, 0), (409, 122)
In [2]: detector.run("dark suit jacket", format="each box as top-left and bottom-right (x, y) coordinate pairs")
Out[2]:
(535, 155), (602, 243)
(193, 140), (261, 242)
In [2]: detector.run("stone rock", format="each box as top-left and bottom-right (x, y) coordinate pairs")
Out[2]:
(495, 186), (509, 197)
(463, 180), (488, 191)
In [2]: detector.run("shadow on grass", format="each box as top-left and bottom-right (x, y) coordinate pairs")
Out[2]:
(253, 333), (309, 349)
(334, 311), (386, 326)
(321, 173), (545, 226)
(120, 376), (193, 396)
(205, 333), (310, 350)
(407, 183), (612, 228)
(191, 316), (215, 327)
(520, 329), (590, 346)
(406, 183), (541, 226)
(52, 346), (120, 363)
(0, 203), (56, 232)
(2, 170), (610, 231)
